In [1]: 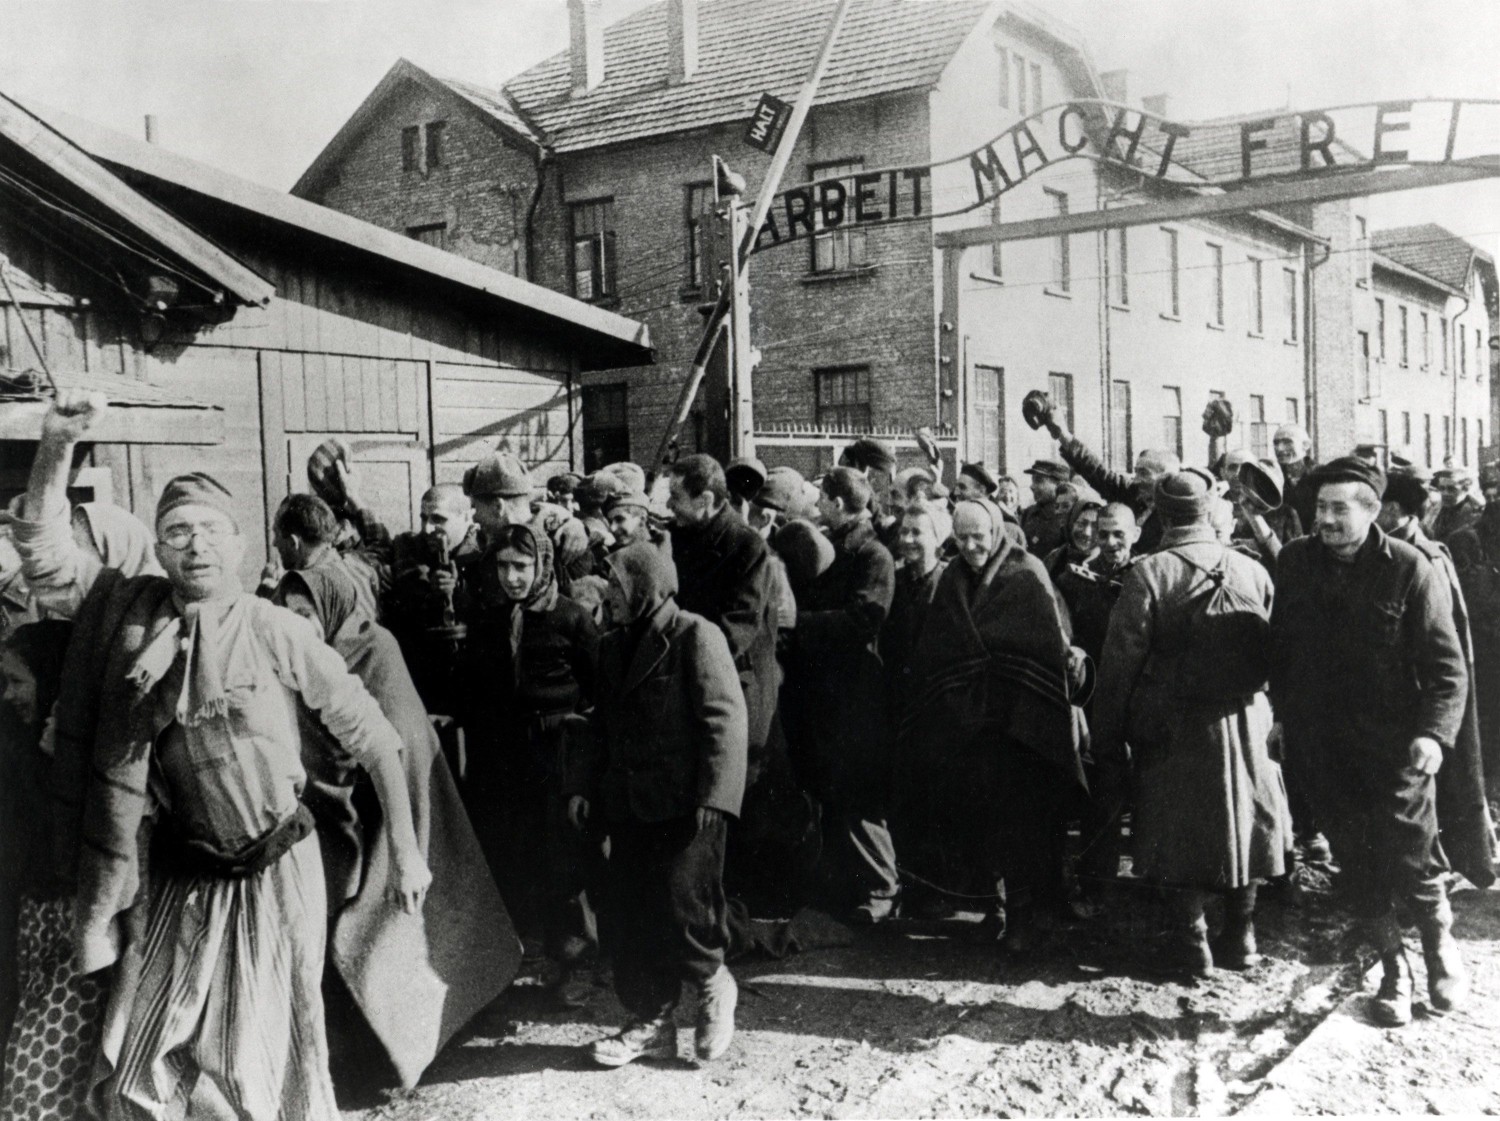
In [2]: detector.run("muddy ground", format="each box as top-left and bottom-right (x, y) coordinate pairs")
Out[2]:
(338, 874), (1500, 1119)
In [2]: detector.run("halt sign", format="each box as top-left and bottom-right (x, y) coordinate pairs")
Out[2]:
(745, 92), (792, 154)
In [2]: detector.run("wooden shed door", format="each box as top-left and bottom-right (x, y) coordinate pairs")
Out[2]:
(286, 434), (428, 536)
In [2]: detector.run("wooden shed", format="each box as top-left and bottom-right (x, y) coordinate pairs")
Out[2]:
(0, 91), (652, 582)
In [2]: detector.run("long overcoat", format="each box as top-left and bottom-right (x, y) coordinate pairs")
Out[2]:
(1092, 525), (1291, 888)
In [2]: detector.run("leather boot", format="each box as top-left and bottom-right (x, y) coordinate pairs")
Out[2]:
(1418, 896), (1469, 1014)
(1167, 889), (1212, 976)
(1371, 949), (1413, 1027)
(1211, 885), (1261, 970)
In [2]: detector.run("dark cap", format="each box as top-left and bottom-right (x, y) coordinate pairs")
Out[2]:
(1384, 473), (1431, 517)
(753, 466), (806, 513)
(1201, 397), (1235, 438)
(959, 462), (998, 494)
(725, 456), (769, 500)
(1154, 469), (1213, 520)
(1310, 456), (1386, 500)
(463, 451), (532, 498)
(547, 472), (582, 496)
(604, 489), (651, 515)
(1020, 390), (1053, 431)
(838, 436), (896, 475)
(1023, 458), (1072, 482)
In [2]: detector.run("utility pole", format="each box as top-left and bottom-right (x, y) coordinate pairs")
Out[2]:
(654, 0), (856, 465)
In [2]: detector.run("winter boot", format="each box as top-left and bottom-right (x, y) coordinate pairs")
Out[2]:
(590, 1018), (677, 1067)
(1370, 950), (1413, 1027)
(1210, 885), (1261, 969)
(695, 965), (738, 1062)
(1418, 896), (1469, 1014)
(1166, 889), (1212, 977)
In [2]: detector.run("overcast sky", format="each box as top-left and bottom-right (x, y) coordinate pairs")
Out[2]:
(1, 0), (1496, 254)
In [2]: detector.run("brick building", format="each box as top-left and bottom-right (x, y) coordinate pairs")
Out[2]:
(295, 0), (1491, 478)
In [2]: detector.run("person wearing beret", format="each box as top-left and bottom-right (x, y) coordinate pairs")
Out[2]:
(1433, 467), (1486, 543)
(953, 462), (998, 503)
(1270, 457), (1473, 1026)
(1092, 471), (1289, 974)
(1038, 407), (1178, 556)
(11, 392), (429, 1116)
(1019, 459), (1076, 558)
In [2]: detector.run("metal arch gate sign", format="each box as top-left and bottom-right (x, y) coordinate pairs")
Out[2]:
(749, 98), (1500, 253)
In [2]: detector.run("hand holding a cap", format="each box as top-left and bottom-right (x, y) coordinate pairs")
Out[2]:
(42, 388), (109, 446)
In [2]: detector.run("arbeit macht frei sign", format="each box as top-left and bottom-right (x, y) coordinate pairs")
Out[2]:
(750, 99), (1500, 253)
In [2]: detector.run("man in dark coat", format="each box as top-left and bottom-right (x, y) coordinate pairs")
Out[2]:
(666, 455), (778, 772)
(1019, 459), (1075, 557)
(1433, 467), (1486, 542)
(1451, 504), (1500, 798)
(567, 542), (747, 1067)
(1040, 408), (1177, 556)
(786, 467), (899, 922)
(1273, 424), (1319, 534)
(1379, 475), (1497, 884)
(1271, 457), (1471, 1027)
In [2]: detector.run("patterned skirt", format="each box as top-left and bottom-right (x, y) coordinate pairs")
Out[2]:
(2, 896), (107, 1121)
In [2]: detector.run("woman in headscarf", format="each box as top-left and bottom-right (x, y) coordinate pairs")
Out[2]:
(565, 541), (747, 1067)
(457, 522), (601, 1003)
(882, 501), (954, 919)
(277, 564), (512, 1090)
(900, 498), (1085, 951)
(2, 622), (108, 1121)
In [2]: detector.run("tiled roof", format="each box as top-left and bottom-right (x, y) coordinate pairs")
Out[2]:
(1170, 111), (1367, 185)
(439, 75), (543, 146)
(499, 0), (992, 153)
(1372, 224), (1477, 292)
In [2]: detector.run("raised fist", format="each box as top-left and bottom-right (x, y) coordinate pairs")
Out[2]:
(41, 389), (109, 444)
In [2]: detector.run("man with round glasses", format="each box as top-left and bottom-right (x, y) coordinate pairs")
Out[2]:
(12, 390), (430, 1118)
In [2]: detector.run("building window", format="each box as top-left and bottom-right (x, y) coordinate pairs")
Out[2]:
(1162, 228), (1179, 317)
(1207, 243), (1224, 327)
(401, 126), (421, 172)
(1110, 380), (1133, 469)
(1044, 189), (1070, 293)
(1030, 62), (1043, 113)
(814, 365), (871, 430)
(406, 222), (447, 249)
(1424, 413), (1433, 467)
(569, 199), (617, 302)
(810, 160), (868, 274)
(972, 365), (1004, 470)
(1462, 417), (1470, 465)
(1355, 215), (1370, 287)
(1248, 257), (1263, 334)
(1249, 394), (1268, 457)
(685, 182), (714, 289)
(1286, 397), (1300, 424)
(997, 48), (1009, 108)
(1401, 410), (1412, 447)
(1109, 227), (1128, 306)
(1460, 325), (1468, 376)
(1283, 268), (1298, 341)
(581, 383), (630, 471)
(1374, 298), (1385, 360)
(1162, 386), (1183, 459)
(424, 120), (447, 168)
(1421, 312), (1431, 369)
(1378, 409), (1389, 459)
(1479, 420), (1486, 451)
(1398, 305), (1409, 367)
(1048, 372), (1075, 432)
(1444, 415), (1453, 460)
(1358, 331), (1372, 399)
(1441, 317), (1450, 371)
(1014, 53), (1027, 114)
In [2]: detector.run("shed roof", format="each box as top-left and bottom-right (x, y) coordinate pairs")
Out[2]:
(501, 0), (992, 153)
(0, 369), (224, 444)
(19, 97), (652, 370)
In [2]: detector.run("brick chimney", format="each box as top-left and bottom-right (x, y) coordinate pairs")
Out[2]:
(666, 0), (699, 85)
(1142, 93), (1171, 118)
(1099, 69), (1130, 105)
(569, 0), (604, 94)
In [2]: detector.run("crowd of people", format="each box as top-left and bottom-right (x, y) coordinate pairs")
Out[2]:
(1, 386), (1498, 1117)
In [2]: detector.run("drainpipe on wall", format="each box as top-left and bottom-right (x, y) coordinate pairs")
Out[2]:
(1304, 237), (1331, 460)
(523, 152), (551, 283)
